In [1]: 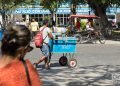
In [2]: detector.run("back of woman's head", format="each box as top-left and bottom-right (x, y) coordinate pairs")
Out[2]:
(1, 25), (31, 57)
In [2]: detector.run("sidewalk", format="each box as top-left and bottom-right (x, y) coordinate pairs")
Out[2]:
(29, 40), (120, 86)
(38, 64), (119, 86)
(83, 40), (120, 44)
(105, 40), (120, 44)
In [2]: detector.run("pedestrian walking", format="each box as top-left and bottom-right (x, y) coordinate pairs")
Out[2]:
(29, 18), (39, 39)
(34, 19), (53, 70)
(0, 24), (42, 86)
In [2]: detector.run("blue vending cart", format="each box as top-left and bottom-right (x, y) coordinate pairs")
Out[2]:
(49, 35), (77, 68)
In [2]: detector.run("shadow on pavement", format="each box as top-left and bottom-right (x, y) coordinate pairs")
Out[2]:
(36, 62), (64, 69)
(37, 64), (120, 86)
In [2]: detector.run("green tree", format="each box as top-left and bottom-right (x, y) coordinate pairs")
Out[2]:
(64, 0), (85, 14)
(63, 0), (120, 37)
(40, 0), (67, 14)
(40, 0), (65, 26)
(40, 0), (61, 14)
(86, 0), (120, 37)
(0, 0), (32, 27)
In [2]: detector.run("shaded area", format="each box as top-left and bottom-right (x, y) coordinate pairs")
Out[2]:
(107, 30), (120, 41)
(37, 64), (120, 86)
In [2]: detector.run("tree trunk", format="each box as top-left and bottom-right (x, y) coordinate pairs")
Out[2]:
(89, 3), (112, 38)
(70, 4), (76, 14)
(70, 4), (77, 25)
(50, 12), (56, 32)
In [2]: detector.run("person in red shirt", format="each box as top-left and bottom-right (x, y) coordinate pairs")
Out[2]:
(76, 18), (81, 32)
(0, 25), (42, 86)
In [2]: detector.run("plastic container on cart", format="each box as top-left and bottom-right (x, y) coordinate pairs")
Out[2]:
(49, 37), (76, 53)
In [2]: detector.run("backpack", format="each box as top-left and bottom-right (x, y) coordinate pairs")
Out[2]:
(34, 27), (46, 48)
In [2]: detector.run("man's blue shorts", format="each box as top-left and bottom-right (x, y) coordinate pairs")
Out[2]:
(40, 45), (50, 58)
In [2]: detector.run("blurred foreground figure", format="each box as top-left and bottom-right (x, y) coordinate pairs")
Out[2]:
(0, 25), (42, 86)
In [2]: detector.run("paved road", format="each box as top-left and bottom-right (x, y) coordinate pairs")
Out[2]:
(25, 41), (120, 86)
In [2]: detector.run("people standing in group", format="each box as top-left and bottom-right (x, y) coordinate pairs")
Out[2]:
(0, 24), (42, 86)
(29, 18), (39, 39)
(34, 19), (53, 70)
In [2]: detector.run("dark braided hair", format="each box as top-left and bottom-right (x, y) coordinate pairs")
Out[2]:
(1, 25), (31, 57)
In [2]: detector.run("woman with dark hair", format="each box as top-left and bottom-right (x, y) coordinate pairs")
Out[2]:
(0, 25), (42, 86)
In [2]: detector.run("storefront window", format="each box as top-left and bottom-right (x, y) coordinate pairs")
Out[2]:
(29, 14), (43, 26)
(57, 14), (69, 27)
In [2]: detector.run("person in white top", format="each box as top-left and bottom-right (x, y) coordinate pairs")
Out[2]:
(34, 19), (53, 70)
(86, 19), (94, 31)
(29, 19), (39, 39)
(86, 19), (99, 37)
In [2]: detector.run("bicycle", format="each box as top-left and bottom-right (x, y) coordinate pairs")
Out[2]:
(75, 29), (106, 44)
(92, 30), (106, 44)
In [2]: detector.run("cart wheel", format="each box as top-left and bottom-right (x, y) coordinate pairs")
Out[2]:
(75, 34), (82, 44)
(59, 56), (68, 66)
(69, 59), (77, 68)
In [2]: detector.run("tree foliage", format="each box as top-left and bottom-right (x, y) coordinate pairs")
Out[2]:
(86, 0), (120, 37)
(40, 0), (65, 14)
(0, 0), (32, 27)
(0, 0), (32, 12)
(61, 0), (120, 37)
(86, 0), (120, 14)
(63, 0), (85, 14)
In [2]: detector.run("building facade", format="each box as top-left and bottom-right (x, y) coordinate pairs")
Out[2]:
(1, 4), (120, 26)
